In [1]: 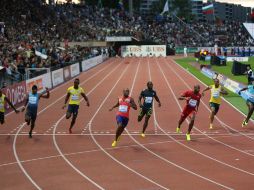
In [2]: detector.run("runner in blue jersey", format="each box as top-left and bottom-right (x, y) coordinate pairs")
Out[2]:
(239, 81), (254, 127)
(22, 85), (50, 138)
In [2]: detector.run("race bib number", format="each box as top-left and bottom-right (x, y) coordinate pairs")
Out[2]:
(212, 91), (220, 98)
(71, 95), (79, 101)
(188, 99), (197, 107)
(29, 97), (37, 104)
(145, 97), (153, 103)
(119, 105), (128, 113)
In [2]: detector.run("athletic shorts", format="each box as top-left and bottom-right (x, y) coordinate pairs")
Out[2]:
(26, 109), (37, 122)
(67, 104), (79, 117)
(181, 106), (196, 120)
(209, 102), (220, 115)
(0, 112), (4, 124)
(138, 107), (153, 118)
(247, 99), (254, 106)
(116, 115), (129, 128)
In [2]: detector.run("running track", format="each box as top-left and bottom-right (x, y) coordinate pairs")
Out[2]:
(0, 57), (254, 190)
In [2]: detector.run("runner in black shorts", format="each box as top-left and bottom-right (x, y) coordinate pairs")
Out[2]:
(138, 81), (161, 137)
(22, 85), (50, 138)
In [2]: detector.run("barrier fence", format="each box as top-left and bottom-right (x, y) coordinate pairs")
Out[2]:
(2, 54), (107, 113)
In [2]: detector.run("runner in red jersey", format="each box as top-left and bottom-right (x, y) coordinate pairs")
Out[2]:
(177, 85), (201, 141)
(109, 88), (137, 147)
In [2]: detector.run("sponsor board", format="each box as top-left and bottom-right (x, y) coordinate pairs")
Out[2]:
(226, 57), (249, 62)
(201, 67), (216, 79)
(106, 36), (132, 42)
(201, 67), (253, 101)
(2, 81), (27, 112)
(52, 69), (64, 87)
(121, 45), (166, 57)
(82, 55), (104, 72)
(70, 63), (80, 77)
(26, 73), (52, 93)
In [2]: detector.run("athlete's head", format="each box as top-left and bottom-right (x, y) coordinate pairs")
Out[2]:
(32, 85), (38, 94)
(194, 85), (200, 94)
(147, 81), (153, 90)
(214, 78), (220, 87)
(74, 78), (80, 88)
(123, 88), (130, 97)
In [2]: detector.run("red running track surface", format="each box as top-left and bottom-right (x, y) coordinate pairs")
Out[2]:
(0, 57), (254, 190)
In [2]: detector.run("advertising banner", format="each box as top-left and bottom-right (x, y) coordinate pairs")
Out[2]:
(52, 69), (64, 87)
(26, 73), (52, 93)
(121, 45), (166, 57)
(2, 81), (27, 112)
(70, 63), (80, 77)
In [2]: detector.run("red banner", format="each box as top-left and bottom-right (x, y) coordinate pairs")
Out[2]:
(2, 81), (27, 113)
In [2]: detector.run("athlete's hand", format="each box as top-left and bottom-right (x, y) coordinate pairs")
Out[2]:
(62, 104), (67, 109)
(21, 106), (26, 112)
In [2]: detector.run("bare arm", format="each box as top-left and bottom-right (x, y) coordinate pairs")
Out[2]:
(196, 100), (200, 111)
(178, 95), (189, 101)
(21, 95), (29, 112)
(130, 98), (137, 110)
(81, 92), (90, 107)
(5, 97), (19, 113)
(63, 93), (71, 109)
(138, 94), (143, 108)
(109, 100), (119, 111)
(220, 87), (228, 95)
(202, 86), (211, 96)
(154, 94), (161, 107)
(39, 88), (50, 99)
(238, 87), (248, 95)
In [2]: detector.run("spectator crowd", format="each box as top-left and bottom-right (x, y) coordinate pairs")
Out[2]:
(0, 0), (254, 84)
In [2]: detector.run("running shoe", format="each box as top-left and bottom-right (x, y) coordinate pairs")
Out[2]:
(242, 120), (248, 128)
(186, 133), (191, 141)
(209, 123), (213, 129)
(141, 133), (145, 138)
(176, 127), (181, 133)
(111, 140), (117, 147)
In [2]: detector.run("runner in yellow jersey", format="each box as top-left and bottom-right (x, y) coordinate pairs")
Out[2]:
(202, 79), (228, 129)
(63, 78), (90, 133)
(0, 87), (19, 125)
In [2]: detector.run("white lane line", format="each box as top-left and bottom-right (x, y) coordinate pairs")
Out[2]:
(165, 59), (254, 156)
(0, 134), (245, 168)
(0, 133), (248, 136)
(13, 123), (42, 190)
(12, 59), (116, 189)
(170, 58), (254, 140)
(51, 60), (124, 189)
(87, 58), (169, 190)
(157, 59), (254, 177)
(5, 58), (113, 118)
(120, 60), (232, 190)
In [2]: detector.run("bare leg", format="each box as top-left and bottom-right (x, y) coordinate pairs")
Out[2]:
(142, 116), (150, 133)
